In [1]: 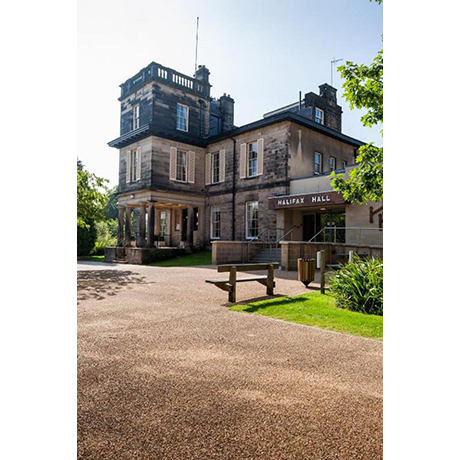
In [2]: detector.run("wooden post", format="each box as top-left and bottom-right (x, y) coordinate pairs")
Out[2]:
(229, 266), (237, 302)
(320, 250), (326, 294)
(267, 264), (274, 295)
(308, 259), (316, 282)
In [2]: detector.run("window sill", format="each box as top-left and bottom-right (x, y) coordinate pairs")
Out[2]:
(243, 173), (263, 180)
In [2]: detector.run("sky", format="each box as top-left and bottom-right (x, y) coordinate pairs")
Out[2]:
(78, 0), (383, 187)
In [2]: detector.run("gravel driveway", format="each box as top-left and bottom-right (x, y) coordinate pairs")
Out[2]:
(77, 262), (382, 459)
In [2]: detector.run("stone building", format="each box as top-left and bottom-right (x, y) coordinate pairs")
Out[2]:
(107, 60), (382, 267)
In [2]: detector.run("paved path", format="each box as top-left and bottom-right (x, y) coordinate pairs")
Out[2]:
(77, 262), (382, 459)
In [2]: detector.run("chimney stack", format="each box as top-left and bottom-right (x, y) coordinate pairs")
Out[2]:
(318, 83), (337, 106)
(218, 93), (235, 133)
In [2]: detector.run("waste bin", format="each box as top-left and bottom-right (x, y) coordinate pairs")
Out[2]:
(297, 258), (316, 287)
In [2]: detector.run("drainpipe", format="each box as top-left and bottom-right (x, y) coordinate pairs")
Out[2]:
(230, 137), (237, 240)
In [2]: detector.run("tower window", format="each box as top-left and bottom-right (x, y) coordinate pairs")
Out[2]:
(176, 104), (189, 132)
(132, 104), (140, 130)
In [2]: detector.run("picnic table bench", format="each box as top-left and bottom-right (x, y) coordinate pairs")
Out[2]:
(206, 263), (279, 302)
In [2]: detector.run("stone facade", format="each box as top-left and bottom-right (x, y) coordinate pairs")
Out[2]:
(108, 59), (380, 265)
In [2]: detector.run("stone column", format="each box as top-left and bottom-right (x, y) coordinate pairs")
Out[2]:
(147, 201), (156, 247)
(197, 206), (204, 247)
(138, 204), (146, 247)
(125, 207), (132, 243)
(187, 206), (194, 247)
(117, 206), (125, 245)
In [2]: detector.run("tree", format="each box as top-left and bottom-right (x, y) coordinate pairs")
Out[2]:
(330, 2), (383, 204)
(105, 185), (119, 221)
(77, 159), (109, 228)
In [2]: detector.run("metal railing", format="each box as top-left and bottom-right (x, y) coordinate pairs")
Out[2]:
(245, 226), (299, 261)
(308, 227), (383, 246)
(274, 225), (301, 245)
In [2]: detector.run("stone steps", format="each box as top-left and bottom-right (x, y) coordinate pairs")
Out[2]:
(114, 258), (128, 264)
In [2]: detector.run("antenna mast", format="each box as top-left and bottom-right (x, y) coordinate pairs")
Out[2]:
(195, 17), (199, 74)
(331, 57), (343, 86)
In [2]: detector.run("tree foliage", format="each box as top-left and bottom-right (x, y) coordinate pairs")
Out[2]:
(331, 2), (383, 204)
(77, 160), (109, 228)
(105, 186), (119, 221)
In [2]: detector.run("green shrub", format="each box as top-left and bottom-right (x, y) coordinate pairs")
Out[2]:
(77, 219), (97, 256)
(92, 220), (117, 255)
(142, 248), (187, 264)
(328, 256), (383, 316)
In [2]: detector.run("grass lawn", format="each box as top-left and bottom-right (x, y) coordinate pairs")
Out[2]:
(78, 255), (105, 262)
(230, 292), (383, 340)
(149, 250), (212, 267)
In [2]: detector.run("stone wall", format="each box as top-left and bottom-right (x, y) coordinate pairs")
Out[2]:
(345, 201), (383, 246)
(118, 135), (206, 195)
(204, 122), (291, 244)
(288, 122), (357, 179)
(211, 241), (265, 265)
(280, 241), (383, 271)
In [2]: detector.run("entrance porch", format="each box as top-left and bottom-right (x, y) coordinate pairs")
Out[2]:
(107, 190), (206, 264)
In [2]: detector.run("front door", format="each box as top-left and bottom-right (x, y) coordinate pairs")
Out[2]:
(302, 214), (316, 241)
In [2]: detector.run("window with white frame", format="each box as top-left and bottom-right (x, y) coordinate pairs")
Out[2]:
(176, 104), (189, 132)
(246, 201), (259, 239)
(170, 147), (195, 183)
(342, 160), (347, 169)
(247, 142), (258, 177)
(212, 152), (220, 184)
(126, 147), (141, 183)
(240, 139), (264, 179)
(329, 156), (336, 171)
(211, 207), (221, 239)
(314, 152), (323, 175)
(132, 104), (140, 130)
(205, 150), (225, 185)
(176, 150), (187, 182)
(315, 107), (324, 124)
